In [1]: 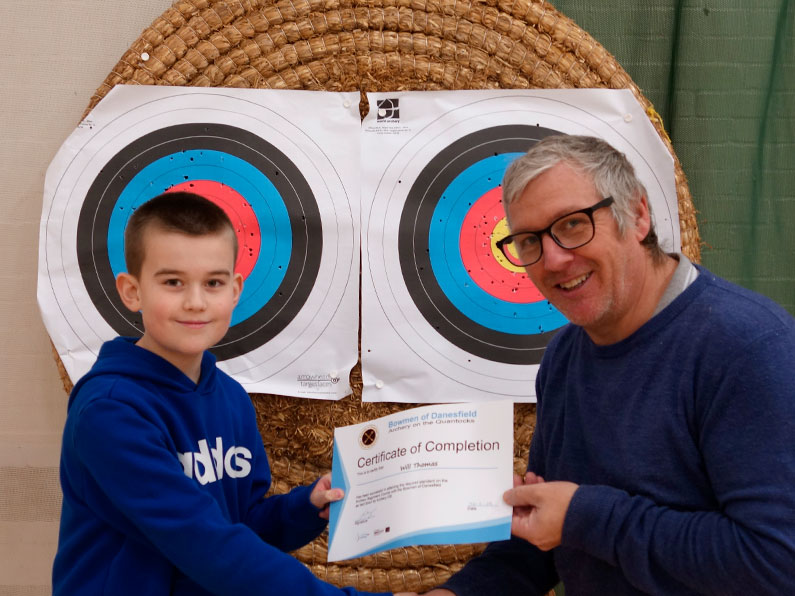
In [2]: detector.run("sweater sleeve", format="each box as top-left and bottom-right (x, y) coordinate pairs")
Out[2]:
(245, 480), (329, 552)
(439, 537), (557, 596)
(72, 397), (387, 596)
(562, 327), (795, 595)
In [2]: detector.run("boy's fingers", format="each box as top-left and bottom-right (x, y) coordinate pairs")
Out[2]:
(326, 488), (344, 502)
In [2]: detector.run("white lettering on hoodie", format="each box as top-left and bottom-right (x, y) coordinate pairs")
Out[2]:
(177, 437), (252, 484)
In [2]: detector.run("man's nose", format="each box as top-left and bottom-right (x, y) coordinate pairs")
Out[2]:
(538, 234), (574, 271)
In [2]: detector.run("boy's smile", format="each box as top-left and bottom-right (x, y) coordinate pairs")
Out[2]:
(116, 228), (243, 382)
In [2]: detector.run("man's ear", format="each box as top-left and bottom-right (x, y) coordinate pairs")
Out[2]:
(632, 195), (652, 242)
(116, 272), (142, 313)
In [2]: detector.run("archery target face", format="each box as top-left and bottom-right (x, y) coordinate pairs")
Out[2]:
(361, 90), (680, 402)
(39, 87), (361, 395)
(400, 124), (568, 364)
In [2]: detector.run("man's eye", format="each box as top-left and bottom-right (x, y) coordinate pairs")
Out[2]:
(562, 215), (587, 230)
(517, 235), (539, 249)
(164, 279), (182, 287)
(207, 279), (224, 288)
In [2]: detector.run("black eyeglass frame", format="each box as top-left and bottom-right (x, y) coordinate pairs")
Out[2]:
(496, 197), (615, 267)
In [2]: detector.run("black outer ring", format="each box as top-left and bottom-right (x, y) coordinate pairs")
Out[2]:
(398, 124), (562, 365)
(76, 123), (322, 361)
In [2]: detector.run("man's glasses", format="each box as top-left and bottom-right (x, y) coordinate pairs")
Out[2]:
(496, 197), (614, 267)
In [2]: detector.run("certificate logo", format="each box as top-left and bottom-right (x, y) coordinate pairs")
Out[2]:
(359, 425), (379, 449)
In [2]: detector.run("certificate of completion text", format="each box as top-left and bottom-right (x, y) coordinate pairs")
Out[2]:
(327, 401), (513, 561)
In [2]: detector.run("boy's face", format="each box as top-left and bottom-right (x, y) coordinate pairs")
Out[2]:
(116, 227), (242, 380)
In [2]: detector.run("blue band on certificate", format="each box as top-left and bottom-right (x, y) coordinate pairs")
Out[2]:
(342, 516), (512, 560)
(328, 440), (349, 548)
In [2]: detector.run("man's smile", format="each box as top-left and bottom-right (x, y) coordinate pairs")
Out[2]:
(556, 272), (591, 291)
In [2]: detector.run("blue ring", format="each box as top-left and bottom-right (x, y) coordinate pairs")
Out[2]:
(107, 149), (292, 326)
(428, 154), (567, 334)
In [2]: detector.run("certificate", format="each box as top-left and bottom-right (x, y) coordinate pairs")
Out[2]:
(327, 401), (513, 561)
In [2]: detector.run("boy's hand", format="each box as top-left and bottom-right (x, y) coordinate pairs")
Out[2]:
(310, 473), (344, 520)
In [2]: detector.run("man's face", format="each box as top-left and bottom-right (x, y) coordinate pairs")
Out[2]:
(117, 228), (242, 378)
(506, 161), (650, 343)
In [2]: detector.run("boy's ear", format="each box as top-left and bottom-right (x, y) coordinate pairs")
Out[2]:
(232, 272), (244, 305)
(116, 272), (142, 313)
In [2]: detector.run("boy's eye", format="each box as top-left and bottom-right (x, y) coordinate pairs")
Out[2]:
(207, 279), (224, 288)
(164, 278), (182, 287)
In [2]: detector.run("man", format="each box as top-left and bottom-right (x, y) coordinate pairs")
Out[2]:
(424, 135), (795, 595)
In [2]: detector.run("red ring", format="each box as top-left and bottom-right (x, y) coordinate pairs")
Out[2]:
(459, 187), (544, 303)
(168, 180), (260, 279)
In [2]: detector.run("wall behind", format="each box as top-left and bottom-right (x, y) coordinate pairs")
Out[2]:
(554, 0), (795, 314)
(0, 2), (170, 593)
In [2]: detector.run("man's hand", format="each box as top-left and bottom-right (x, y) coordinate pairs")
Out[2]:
(417, 590), (455, 595)
(309, 473), (343, 520)
(518, 470), (545, 486)
(503, 481), (578, 550)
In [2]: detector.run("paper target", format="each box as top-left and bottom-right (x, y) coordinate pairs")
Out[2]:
(39, 86), (361, 397)
(361, 89), (680, 403)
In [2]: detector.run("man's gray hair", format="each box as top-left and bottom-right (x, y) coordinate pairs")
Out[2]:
(502, 135), (664, 259)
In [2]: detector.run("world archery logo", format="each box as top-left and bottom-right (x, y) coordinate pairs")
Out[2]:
(376, 98), (399, 121)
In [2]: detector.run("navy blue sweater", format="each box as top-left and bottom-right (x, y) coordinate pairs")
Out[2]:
(53, 337), (388, 596)
(443, 267), (795, 595)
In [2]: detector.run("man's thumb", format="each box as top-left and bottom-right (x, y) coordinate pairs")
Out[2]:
(503, 483), (541, 506)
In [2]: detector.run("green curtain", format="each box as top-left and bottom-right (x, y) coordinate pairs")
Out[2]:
(552, 0), (794, 314)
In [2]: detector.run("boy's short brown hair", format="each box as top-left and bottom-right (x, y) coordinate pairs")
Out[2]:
(124, 192), (238, 277)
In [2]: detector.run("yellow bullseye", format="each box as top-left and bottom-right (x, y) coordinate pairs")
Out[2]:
(490, 218), (525, 273)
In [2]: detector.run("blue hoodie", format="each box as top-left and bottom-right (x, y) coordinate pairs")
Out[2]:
(53, 337), (388, 596)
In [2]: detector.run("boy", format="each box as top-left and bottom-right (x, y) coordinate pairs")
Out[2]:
(52, 192), (391, 595)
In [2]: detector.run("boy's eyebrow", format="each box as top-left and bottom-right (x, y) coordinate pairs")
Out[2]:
(153, 268), (232, 277)
(153, 269), (184, 276)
